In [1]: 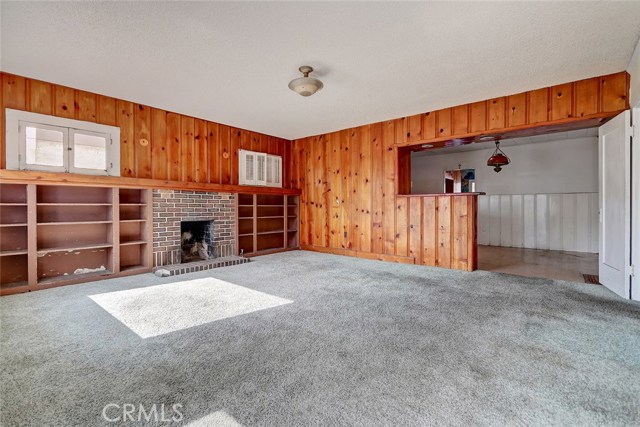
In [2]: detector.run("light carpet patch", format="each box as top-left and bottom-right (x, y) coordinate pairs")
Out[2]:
(184, 411), (244, 427)
(89, 278), (292, 338)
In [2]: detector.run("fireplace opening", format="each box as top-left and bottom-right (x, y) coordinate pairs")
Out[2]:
(181, 220), (215, 263)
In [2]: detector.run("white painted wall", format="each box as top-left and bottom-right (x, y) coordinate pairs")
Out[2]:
(628, 36), (640, 108)
(411, 136), (598, 195)
(478, 193), (598, 253)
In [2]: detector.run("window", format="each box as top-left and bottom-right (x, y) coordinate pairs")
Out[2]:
(239, 149), (282, 187)
(6, 109), (120, 176)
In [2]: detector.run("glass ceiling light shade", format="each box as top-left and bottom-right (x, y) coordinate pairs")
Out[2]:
(487, 140), (510, 173)
(288, 66), (324, 97)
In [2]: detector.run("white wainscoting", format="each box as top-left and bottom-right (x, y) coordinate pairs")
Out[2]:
(478, 193), (598, 253)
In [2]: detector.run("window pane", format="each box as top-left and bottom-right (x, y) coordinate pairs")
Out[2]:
(74, 133), (107, 170)
(25, 126), (64, 167)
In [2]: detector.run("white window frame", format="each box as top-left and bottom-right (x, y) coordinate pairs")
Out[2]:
(18, 121), (69, 173)
(6, 109), (120, 176)
(239, 149), (281, 188)
(68, 128), (112, 174)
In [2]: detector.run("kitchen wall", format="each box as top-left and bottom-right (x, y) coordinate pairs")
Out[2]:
(411, 135), (598, 195)
(411, 134), (599, 253)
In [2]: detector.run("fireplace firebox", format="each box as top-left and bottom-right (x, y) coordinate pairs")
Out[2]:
(180, 220), (214, 263)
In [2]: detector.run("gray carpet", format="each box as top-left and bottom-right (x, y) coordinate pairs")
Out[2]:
(1, 250), (639, 427)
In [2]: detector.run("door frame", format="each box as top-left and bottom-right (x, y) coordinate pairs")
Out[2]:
(632, 106), (640, 301)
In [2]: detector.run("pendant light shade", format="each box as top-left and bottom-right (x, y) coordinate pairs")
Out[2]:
(487, 140), (510, 173)
(288, 66), (324, 97)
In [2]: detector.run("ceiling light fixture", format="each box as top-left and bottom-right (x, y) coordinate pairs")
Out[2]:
(288, 66), (323, 97)
(487, 140), (510, 173)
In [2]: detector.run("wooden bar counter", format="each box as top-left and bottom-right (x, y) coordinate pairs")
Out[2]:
(397, 192), (484, 271)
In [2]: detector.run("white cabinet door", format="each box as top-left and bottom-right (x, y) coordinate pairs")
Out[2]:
(239, 150), (280, 187)
(239, 150), (256, 185)
(266, 155), (282, 187)
(255, 153), (267, 186)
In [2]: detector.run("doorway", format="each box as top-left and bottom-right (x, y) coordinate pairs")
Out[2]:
(410, 127), (600, 284)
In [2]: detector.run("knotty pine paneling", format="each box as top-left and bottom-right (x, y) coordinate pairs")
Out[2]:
(408, 197), (422, 260)
(422, 197), (437, 266)
(116, 100), (135, 177)
(291, 115), (484, 270)
(528, 88), (549, 124)
(195, 119), (208, 183)
(382, 121), (397, 256)
(469, 101), (487, 133)
(134, 104), (152, 179)
(393, 71), (628, 148)
(370, 123), (384, 254)
(97, 95), (117, 126)
(0, 72), (294, 188)
(574, 77), (599, 117)
(406, 113), (422, 142)
(551, 83), (573, 121)
(339, 130), (351, 250)
(166, 112), (182, 181)
(506, 93), (527, 127)
(600, 72), (629, 113)
(452, 105), (469, 136)
(75, 90), (97, 122)
(27, 79), (52, 115)
(422, 112), (437, 140)
(207, 122), (220, 184)
(54, 85), (75, 119)
(488, 97), (506, 130)
(181, 116), (195, 182)
(436, 108), (452, 138)
(151, 108), (168, 180)
(328, 132), (342, 250)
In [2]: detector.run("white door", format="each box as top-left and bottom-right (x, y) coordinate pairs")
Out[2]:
(598, 110), (632, 298)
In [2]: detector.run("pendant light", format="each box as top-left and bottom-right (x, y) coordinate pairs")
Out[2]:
(487, 140), (510, 173)
(288, 66), (324, 97)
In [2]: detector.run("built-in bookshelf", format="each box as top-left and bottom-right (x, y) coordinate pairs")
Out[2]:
(0, 184), (152, 295)
(118, 189), (152, 273)
(237, 193), (299, 256)
(0, 184), (29, 291)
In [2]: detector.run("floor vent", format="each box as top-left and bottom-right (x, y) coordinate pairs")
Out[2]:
(582, 274), (601, 285)
(154, 255), (249, 277)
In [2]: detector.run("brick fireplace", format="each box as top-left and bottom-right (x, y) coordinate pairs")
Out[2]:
(152, 189), (236, 267)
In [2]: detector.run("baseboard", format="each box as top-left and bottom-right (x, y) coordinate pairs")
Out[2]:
(300, 245), (416, 264)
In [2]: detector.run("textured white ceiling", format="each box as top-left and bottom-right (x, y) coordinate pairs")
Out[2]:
(2, 2), (640, 140)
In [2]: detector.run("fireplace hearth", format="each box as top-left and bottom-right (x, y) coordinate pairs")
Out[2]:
(181, 220), (214, 263)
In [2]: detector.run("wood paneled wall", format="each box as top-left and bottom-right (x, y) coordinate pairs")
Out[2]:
(398, 71), (629, 147)
(0, 73), (292, 188)
(290, 122), (478, 269)
(292, 71), (629, 270)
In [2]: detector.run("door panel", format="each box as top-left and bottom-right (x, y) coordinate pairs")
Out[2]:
(598, 110), (631, 298)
